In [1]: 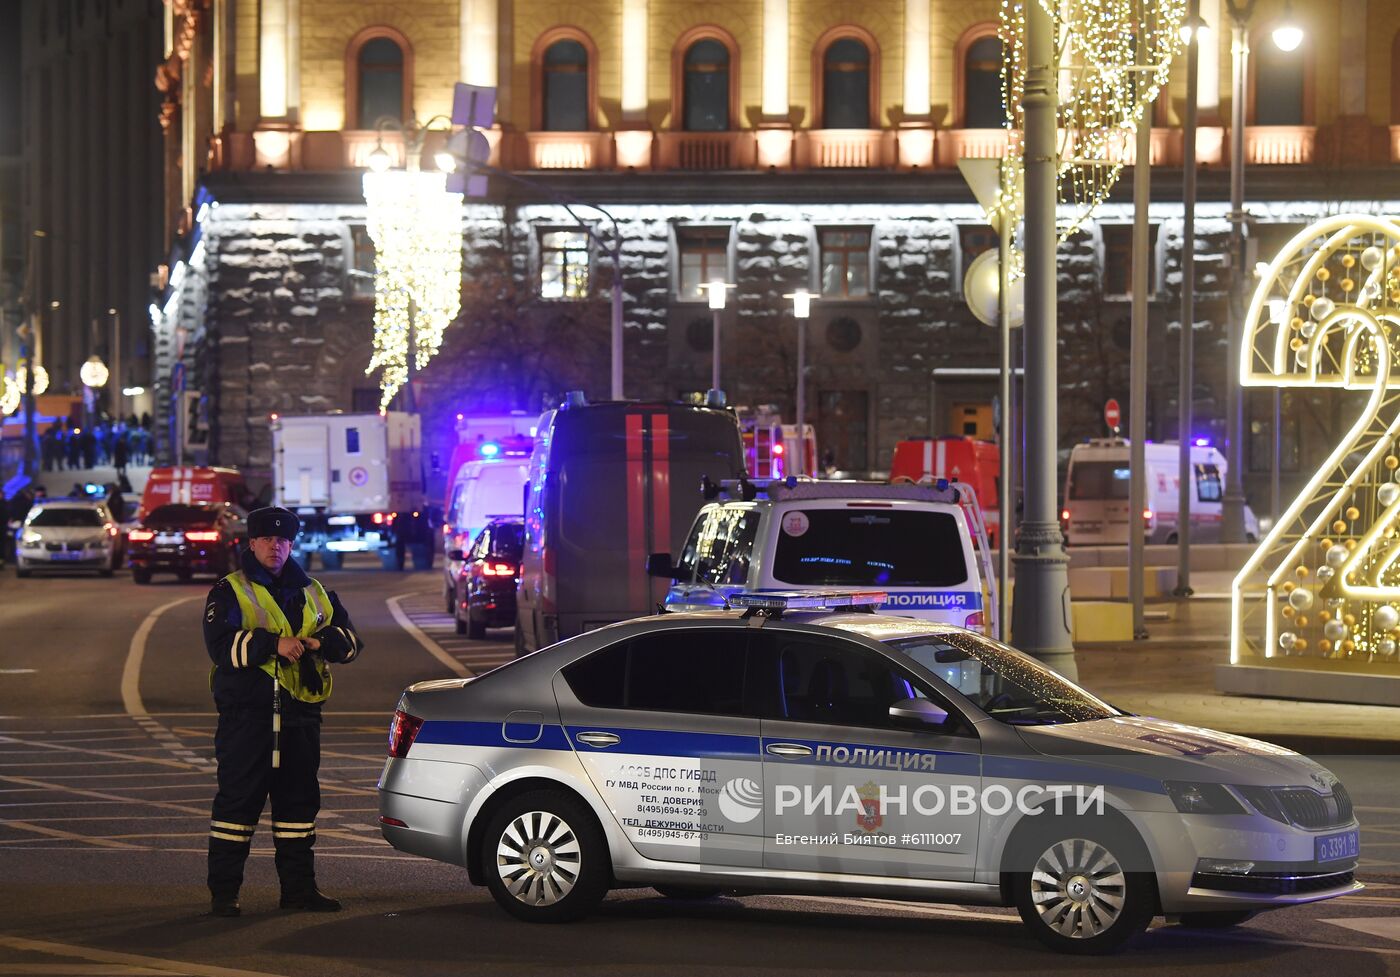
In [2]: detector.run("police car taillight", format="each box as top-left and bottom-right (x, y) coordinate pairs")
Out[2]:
(964, 611), (984, 631)
(388, 710), (424, 759)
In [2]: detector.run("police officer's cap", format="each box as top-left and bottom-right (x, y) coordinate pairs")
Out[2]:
(248, 506), (300, 541)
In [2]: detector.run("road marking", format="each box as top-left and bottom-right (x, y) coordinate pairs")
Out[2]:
(0, 820), (144, 849)
(0, 736), (195, 771)
(386, 593), (472, 678)
(122, 595), (201, 718)
(0, 936), (292, 977)
(1323, 918), (1400, 943)
(0, 669), (36, 675)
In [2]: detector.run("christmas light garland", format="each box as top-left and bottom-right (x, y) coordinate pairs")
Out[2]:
(362, 170), (464, 409)
(997, 0), (1187, 252)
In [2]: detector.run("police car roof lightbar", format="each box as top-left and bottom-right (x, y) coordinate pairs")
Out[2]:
(702, 476), (961, 505)
(725, 590), (888, 616)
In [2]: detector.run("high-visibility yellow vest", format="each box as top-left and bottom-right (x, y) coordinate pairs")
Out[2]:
(221, 569), (336, 703)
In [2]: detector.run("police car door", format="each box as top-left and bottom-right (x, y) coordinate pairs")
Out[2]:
(554, 625), (765, 868)
(756, 631), (982, 881)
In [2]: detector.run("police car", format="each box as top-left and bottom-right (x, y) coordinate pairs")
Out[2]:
(651, 480), (996, 634)
(378, 593), (1360, 955)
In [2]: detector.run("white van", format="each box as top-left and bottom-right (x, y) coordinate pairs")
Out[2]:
(651, 480), (996, 634)
(1062, 438), (1259, 545)
(442, 456), (529, 611)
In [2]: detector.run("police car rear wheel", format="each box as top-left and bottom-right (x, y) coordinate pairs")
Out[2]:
(1013, 833), (1154, 955)
(484, 791), (608, 923)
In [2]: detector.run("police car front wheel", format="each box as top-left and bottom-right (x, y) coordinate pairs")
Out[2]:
(1011, 832), (1155, 954)
(482, 790), (609, 923)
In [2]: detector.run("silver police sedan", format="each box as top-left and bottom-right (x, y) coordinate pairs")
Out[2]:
(378, 593), (1360, 955)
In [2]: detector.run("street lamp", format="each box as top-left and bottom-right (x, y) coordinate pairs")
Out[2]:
(1271, 1), (1303, 52)
(784, 289), (813, 475)
(1176, 0), (1205, 597)
(1222, 0), (1304, 542)
(699, 279), (735, 394)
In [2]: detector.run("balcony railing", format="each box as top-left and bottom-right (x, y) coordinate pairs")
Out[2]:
(209, 121), (1392, 177)
(656, 132), (756, 171)
(801, 129), (894, 169)
(1244, 126), (1316, 166)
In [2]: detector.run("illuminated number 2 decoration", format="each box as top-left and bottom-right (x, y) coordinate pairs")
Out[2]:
(1233, 214), (1400, 668)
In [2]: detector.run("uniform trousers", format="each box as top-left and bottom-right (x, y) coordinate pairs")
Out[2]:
(207, 711), (321, 899)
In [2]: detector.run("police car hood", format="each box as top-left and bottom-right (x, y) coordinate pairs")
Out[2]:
(1015, 715), (1336, 788)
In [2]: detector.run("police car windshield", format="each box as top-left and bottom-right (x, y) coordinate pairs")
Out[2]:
(885, 632), (1121, 725)
(771, 508), (967, 587)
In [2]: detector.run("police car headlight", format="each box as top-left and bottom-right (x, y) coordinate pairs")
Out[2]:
(1163, 781), (1246, 815)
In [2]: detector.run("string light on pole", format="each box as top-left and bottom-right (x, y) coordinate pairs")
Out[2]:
(16, 365), (49, 396)
(0, 374), (19, 416)
(998, 0), (1188, 247)
(362, 166), (463, 409)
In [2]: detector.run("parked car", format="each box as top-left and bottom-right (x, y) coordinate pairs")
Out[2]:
(16, 498), (121, 577)
(651, 479), (996, 634)
(449, 517), (525, 638)
(127, 502), (247, 584)
(378, 591), (1360, 955)
(442, 445), (530, 613)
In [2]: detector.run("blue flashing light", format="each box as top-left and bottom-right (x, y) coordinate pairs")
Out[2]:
(1193, 437), (1211, 447)
(479, 441), (500, 458)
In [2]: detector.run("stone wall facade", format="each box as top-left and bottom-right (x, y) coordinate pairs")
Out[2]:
(162, 191), (1391, 512)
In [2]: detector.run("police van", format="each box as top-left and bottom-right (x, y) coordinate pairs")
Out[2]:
(650, 479), (996, 634)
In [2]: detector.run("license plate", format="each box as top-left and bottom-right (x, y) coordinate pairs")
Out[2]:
(52, 551), (83, 561)
(1315, 829), (1359, 863)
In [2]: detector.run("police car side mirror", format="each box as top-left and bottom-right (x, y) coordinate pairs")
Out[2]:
(448, 549), (465, 561)
(889, 698), (950, 727)
(646, 552), (678, 579)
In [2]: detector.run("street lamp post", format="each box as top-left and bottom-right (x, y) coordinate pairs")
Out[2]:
(1176, 2), (1205, 598)
(108, 308), (122, 421)
(1011, 0), (1078, 678)
(701, 280), (735, 394)
(785, 289), (813, 474)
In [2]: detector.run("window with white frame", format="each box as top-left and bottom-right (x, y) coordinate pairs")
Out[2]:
(819, 228), (872, 298)
(677, 226), (731, 299)
(540, 229), (591, 299)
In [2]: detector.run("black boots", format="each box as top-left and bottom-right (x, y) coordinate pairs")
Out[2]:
(279, 889), (342, 912)
(209, 895), (241, 917)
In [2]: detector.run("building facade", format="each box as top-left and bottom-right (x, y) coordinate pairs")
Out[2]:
(152, 0), (1400, 511)
(8, 0), (165, 437)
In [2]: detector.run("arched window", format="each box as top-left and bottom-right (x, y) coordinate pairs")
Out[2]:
(346, 28), (413, 130)
(684, 39), (731, 131)
(357, 37), (405, 128)
(962, 34), (1007, 128)
(543, 39), (589, 130)
(1252, 31), (1307, 125)
(822, 38), (871, 129)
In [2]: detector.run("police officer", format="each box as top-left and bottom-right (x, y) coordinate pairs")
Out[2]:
(203, 506), (363, 917)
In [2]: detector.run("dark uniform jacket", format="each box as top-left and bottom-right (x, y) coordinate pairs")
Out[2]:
(203, 549), (363, 725)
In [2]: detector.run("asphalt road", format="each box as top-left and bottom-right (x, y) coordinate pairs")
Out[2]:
(2, 561), (1400, 976)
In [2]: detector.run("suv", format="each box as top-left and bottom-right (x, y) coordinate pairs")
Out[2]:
(379, 592), (1360, 954)
(651, 480), (995, 634)
(16, 499), (121, 577)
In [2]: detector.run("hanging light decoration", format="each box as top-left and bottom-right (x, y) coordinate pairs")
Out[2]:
(0, 373), (20, 416)
(16, 364), (49, 396)
(80, 355), (109, 388)
(998, 0), (1188, 249)
(362, 169), (464, 408)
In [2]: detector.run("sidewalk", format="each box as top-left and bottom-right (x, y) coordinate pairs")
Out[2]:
(1075, 597), (1400, 754)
